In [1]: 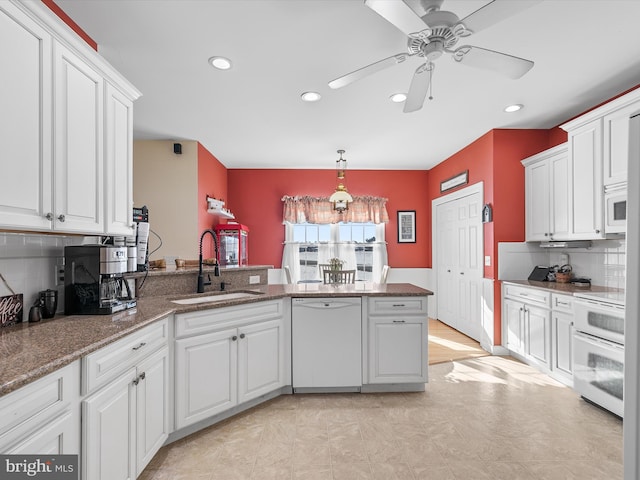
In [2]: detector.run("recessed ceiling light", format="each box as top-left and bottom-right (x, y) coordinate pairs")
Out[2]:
(301, 91), (321, 102)
(390, 93), (407, 103)
(208, 56), (232, 70)
(504, 104), (523, 113)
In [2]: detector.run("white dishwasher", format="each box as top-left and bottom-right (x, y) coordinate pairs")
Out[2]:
(292, 297), (362, 393)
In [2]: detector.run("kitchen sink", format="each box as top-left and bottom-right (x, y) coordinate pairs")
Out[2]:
(170, 291), (263, 305)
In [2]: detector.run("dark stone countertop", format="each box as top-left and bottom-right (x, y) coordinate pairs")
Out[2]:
(0, 283), (432, 397)
(501, 279), (623, 295)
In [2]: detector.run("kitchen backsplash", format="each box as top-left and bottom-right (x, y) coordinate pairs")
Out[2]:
(498, 239), (626, 289)
(0, 232), (99, 318)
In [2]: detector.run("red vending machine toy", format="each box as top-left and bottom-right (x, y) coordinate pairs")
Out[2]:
(214, 223), (249, 267)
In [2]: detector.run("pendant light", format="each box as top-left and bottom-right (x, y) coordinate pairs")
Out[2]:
(329, 149), (353, 213)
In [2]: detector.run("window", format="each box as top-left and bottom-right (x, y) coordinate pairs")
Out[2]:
(282, 222), (387, 283)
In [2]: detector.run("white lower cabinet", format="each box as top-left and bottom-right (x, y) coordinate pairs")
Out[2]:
(0, 360), (80, 454)
(367, 297), (429, 384)
(525, 305), (551, 369)
(174, 301), (286, 430)
(368, 316), (427, 383)
(82, 319), (170, 480)
(503, 284), (574, 384)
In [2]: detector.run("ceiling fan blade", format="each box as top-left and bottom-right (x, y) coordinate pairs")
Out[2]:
(460, 0), (542, 34)
(364, 0), (431, 38)
(454, 46), (533, 79)
(403, 63), (432, 113)
(328, 53), (409, 89)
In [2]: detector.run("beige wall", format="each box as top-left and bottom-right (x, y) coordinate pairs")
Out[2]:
(133, 140), (198, 260)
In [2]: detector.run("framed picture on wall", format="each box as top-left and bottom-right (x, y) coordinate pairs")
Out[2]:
(397, 210), (416, 243)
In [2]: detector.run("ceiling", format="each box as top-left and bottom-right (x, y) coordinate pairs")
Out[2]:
(56, 0), (640, 170)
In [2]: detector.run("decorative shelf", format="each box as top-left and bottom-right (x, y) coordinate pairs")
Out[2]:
(206, 195), (235, 219)
(207, 207), (235, 219)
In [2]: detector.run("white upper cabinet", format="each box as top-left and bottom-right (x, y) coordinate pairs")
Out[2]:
(603, 103), (637, 186)
(105, 83), (135, 236)
(560, 86), (640, 239)
(0, 1), (140, 235)
(54, 42), (104, 233)
(0, 2), (53, 230)
(522, 144), (570, 241)
(566, 118), (604, 239)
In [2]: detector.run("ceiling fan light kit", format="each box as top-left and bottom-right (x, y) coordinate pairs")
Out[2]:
(328, 0), (540, 112)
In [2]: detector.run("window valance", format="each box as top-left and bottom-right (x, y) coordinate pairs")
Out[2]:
(282, 195), (389, 224)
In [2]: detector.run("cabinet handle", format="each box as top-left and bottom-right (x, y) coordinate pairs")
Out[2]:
(132, 377), (140, 386)
(45, 212), (53, 221)
(57, 214), (65, 222)
(239, 333), (246, 339)
(132, 342), (146, 351)
(139, 372), (146, 381)
(231, 335), (238, 341)
(556, 301), (570, 306)
(392, 320), (405, 323)
(460, 272), (464, 275)
(392, 304), (405, 307)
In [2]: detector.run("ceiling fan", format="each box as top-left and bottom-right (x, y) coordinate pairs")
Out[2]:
(328, 0), (540, 113)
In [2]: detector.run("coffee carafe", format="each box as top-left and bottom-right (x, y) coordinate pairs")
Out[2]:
(38, 289), (58, 319)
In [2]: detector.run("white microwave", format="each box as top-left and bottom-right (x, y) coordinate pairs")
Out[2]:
(605, 184), (627, 234)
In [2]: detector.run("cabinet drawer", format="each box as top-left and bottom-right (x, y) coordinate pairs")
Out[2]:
(503, 284), (550, 308)
(368, 296), (428, 315)
(0, 360), (79, 451)
(551, 293), (574, 313)
(175, 299), (283, 338)
(82, 318), (169, 395)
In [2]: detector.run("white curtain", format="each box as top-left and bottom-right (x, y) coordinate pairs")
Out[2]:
(282, 223), (388, 283)
(281, 223), (300, 283)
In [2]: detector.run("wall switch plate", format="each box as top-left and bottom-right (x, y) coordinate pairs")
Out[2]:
(249, 275), (260, 284)
(484, 256), (491, 266)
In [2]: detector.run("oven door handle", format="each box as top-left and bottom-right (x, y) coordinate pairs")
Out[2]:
(574, 331), (624, 351)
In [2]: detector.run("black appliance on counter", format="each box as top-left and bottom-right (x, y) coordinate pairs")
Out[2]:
(64, 245), (136, 315)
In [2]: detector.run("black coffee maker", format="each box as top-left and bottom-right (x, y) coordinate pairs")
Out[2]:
(64, 245), (137, 315)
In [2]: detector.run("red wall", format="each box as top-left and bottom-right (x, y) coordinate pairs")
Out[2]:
(227, 169), (430, 268)
(426, 129), (550, 343)
(197, 143), (228, 258)
(41, 0), (98, 50)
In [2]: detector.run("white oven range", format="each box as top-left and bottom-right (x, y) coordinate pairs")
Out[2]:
(573, 291), (625, 417)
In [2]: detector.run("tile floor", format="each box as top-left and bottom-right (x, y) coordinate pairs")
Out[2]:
(141, 355), (622, 480)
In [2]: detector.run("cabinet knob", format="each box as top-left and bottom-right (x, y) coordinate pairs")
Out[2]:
(239, 333), (246, 339)
(595, 229), (600, 234)
(45, 212), (53, 221)
(447, 269), (451, 273)
(231, 335), (238, 341)
(544, 233), (548, 237)
(57, 214), (66, 222)
(460, 272), (464, 275)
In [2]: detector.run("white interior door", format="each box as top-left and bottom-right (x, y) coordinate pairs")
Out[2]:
(434, 185), (483, 341)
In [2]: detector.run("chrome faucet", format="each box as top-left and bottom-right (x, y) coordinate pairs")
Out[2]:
(197, 229), (220, 293)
